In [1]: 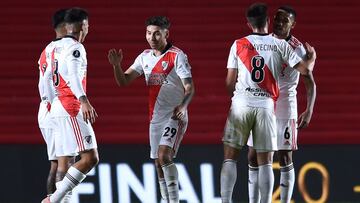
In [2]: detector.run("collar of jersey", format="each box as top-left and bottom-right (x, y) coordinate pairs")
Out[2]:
(63, 35), (78, 41)
(251, 33), (269, 36)
(152, 42), (173, 56)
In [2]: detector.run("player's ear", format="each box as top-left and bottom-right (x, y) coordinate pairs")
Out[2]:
(165, 29), (169, 39)
(291, 21), (296, 29)
(246, 22), (252, 30)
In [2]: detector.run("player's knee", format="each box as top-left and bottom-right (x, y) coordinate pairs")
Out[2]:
(278, 150), (293, 166)
(247, 148), (258, 167)
(158, 151), (172, 165)
(88, 153), (99, 168)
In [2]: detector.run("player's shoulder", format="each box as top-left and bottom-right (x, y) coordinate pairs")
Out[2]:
(287, 35), (303, 49)
(168, 45), (183, 54)
(141, 49), (152, 54)
(60, 37), (86, 57)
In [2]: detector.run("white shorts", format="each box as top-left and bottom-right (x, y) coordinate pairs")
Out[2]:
(38, 101), (57, 160)
(52, 113), (97, 157)
(150, 117), (188, 159)
(223, 106), (277, 152)
(247, 119), (298, 151)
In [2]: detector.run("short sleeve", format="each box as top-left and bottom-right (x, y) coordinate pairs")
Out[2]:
(227, 41), (238, 69)
(129, 53), (144, 75)
(175, 52), (192, 79)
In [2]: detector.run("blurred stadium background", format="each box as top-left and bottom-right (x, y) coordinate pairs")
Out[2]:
(0, 0), (359, 202)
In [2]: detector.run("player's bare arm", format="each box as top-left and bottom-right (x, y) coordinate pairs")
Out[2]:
(79, 95), (98, 124)
(294, 42), (317, 75)
(172, 78), (195, 120)
(225, 68), (238, 97)
(298, 71), (317, 129)
(108, 49), (140, 86)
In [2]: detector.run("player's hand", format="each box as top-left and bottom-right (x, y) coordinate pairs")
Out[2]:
(171, 105), (186, 120)
(305, 42), (317, 63)
(80, 96), (98, 124)
(108, 49), (123, 67)
(298, 110), (312, 129)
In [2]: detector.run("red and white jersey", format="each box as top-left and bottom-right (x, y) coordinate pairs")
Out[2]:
(38, 40), (59, 102)
(50, 36), (87, 117)
(130, 44), (192, 122)
(227, 34), (302, 110)
(276, 35), (306, 119)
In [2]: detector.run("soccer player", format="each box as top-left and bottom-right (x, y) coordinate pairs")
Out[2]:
(220, 3), (316, 203)
(247, 6), (317, 203)
(41, 7), (99, 203)
(108, 16), (195, 203)
(38, 8), (75, 198)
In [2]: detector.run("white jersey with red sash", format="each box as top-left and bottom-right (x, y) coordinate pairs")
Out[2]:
(130, 44), (192, 159)
(130, 44), (192, 123)
(227, 34), (302, 110)
(37, 39), (60, 160)
(276, 35), (306, 119)
(51, 36), (87, 117)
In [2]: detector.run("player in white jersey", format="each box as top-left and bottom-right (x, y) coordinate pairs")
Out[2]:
(38, 9), (76, 197)
(247, 6), (317, 203)
(108, 16), (195, 203)
(42, 8), (99, 203)
(220, 3), (316, 203)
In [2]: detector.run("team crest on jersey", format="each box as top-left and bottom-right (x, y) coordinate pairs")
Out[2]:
(161, 61), (168, 70)
(42, 63), (47, 72)
(84, 135), (92, 144)
(73, 50), (80, 58)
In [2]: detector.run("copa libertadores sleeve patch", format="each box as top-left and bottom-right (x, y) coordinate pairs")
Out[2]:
(73, 50), (80, 58)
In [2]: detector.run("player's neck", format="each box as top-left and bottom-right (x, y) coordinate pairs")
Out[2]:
(153, 42), (171, 56)
(252, 27), (268, 35)
(274, 33), (290, 40)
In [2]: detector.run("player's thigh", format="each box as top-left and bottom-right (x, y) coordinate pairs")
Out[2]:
(252, 108), (277, 152)
(159, 117), (188, 158)
(40, 127), (57, 161)
(223, 107), (254, 149)
(54, 116), (97, 157)
(277, 119), (298, 150)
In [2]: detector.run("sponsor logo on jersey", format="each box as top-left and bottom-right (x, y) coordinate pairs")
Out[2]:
(147, 73), (168, 85)
(73, 50), (81, 58)
(245, 87), (271, 97)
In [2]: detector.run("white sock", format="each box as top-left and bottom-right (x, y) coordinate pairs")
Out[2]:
(162, 163), (179, 203)
(258, 164), (274, 203)
(50, 166), (86, 203)
(159, 178), (169, 201)
(56, 180), (72, 203)
(280, 163), (295, 203)
(220, 159), (237, 203)
(248, 165), (260, 203)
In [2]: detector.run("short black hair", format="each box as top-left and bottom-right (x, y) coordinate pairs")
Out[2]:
(246, 3), (268, 29)
(145, 16), (170, 29)
(64, 7), (88, 24)
(278, 5), (297, 20)
(52, 8), (67, 29)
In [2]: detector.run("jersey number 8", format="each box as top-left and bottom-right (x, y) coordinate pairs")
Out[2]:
(251, 55), (265, 83)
